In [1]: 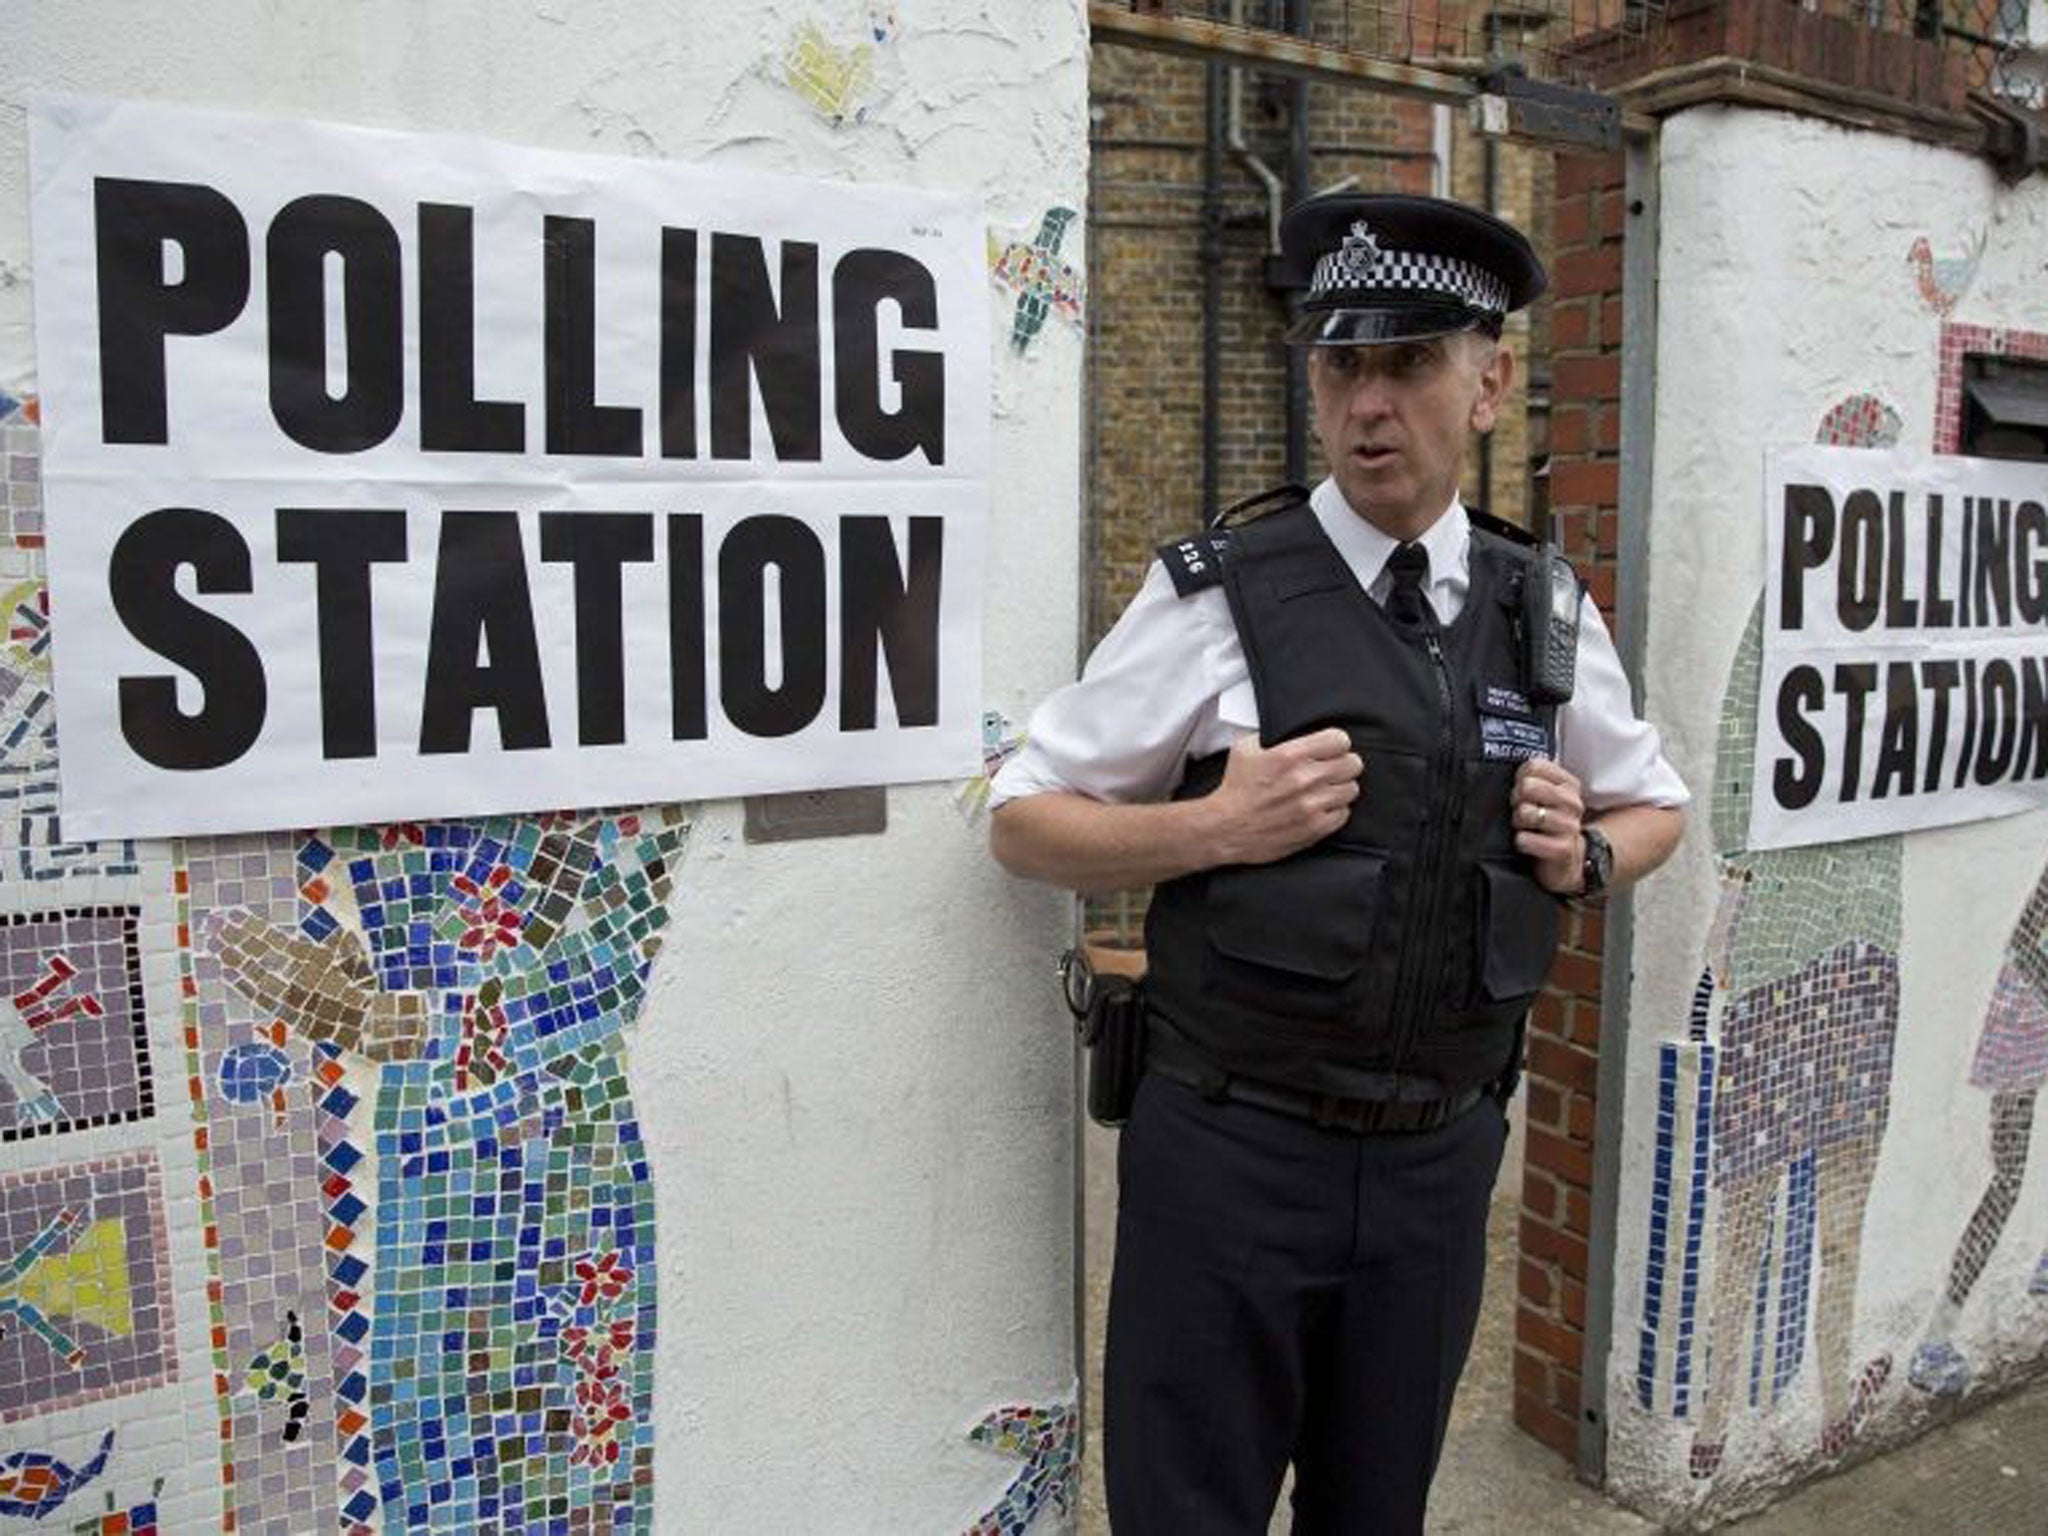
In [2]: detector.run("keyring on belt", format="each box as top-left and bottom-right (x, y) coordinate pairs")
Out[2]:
(1058, 947), (1096, 1020)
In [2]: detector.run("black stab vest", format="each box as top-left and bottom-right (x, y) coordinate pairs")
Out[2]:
(1143, 502), (1564, 1096)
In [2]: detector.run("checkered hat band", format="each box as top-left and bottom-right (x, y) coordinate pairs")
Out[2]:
(1308, 247), (1509, 314)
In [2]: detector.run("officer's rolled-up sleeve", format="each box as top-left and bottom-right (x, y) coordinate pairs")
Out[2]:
(990, 562), (1245, 809)
(1555, 596), (1691, 812)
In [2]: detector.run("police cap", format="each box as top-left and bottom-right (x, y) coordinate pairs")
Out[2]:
(1281, 192), (1546, 347)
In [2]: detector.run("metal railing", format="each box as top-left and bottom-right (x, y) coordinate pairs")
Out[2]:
(1923, 0), (2044, 105)
(1101, 0), (2039, 107)
(1101, 2), (1665, 90)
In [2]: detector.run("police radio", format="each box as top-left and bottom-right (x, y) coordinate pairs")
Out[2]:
(1522, 545), (1580, 705)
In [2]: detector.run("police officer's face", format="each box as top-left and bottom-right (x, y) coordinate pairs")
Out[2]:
(1309, 333), (1512, 535)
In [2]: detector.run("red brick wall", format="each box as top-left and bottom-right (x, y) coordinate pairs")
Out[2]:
(1513, 145), (1626, 1463)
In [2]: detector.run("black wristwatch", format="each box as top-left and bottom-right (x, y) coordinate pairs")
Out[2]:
(1579, 826), (1614, 898)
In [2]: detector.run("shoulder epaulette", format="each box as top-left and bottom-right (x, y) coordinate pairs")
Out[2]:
(1465, 506), (1539, 550)
(1211, 482), (1312, 530)
(1156, 529), (1234, 597)
(1157, 484), (1314, 597)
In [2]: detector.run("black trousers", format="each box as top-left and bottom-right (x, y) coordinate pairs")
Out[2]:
(1104, 1072), (1507, 1535)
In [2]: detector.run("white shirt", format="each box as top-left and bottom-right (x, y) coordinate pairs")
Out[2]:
(991, 479), (1690, 812)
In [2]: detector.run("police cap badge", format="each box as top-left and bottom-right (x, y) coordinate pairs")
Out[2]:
(1281, 192), (1546, 346)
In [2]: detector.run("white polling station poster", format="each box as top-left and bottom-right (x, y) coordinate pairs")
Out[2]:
(1751, 443), (2048, 850)
(29, 95), (989, 839)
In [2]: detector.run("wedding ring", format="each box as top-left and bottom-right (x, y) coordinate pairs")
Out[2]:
(1534, 805), (1549, 830)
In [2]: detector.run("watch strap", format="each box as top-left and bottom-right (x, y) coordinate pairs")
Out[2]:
(1580, 826), (1613, 897)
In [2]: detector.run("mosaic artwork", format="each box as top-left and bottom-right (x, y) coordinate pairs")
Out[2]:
(1640, 399), (1906, 1480)
(0, 421), (139, 883)
(955, 710), (1028, 824)
(1637, 972), (1715, 1417)
(0, 1150), (174, 1424)
(0, 772), (144, 886)
(779, 5), (900, 125)
(1936, 324), (2048, 453)
(1909, 833), (2048, 1397)
(178, 833), (346, 1534)
(65, 1474), (162, 1536)
(0, 1428), (113, 1521)
(0, 568), (54, 773)
(0, 407), (702, 1530)
(1902, 323), (2048, 1398)
(990, 209), (1085, 354)
(1907, 229), (1985, 318)
(962, 1400), (1078, 1536)
(245, 1308), (312, 1444)
(0, 908), (150, 1143)
(1813, 394), (1903, 450)
(183, 808), (690, 1533)
(0, 392), (43, 545)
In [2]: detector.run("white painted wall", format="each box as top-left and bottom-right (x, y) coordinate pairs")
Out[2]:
(0, 3), (1086, 1530)
(1609, 104), (2048, 1524)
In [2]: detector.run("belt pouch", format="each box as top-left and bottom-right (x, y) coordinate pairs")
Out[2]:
(1082, 977), (1148, 1128)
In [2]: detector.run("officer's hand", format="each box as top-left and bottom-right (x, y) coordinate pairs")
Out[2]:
(1513, 758), (1586, 894)
(1209, 728), (1363, 866)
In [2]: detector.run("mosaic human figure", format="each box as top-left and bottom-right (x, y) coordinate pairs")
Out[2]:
(208, 808), (687, 1531)
(1687, 597), (1899, 1478)
(1909, 857), (2048, 1395)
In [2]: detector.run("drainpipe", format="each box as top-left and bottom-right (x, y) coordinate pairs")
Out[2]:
(1285, 0), (1310, 484)
(1224, 0), (1293, 485)
(1478, 13), (1502, 516)
(1226, 0), (1286, 258)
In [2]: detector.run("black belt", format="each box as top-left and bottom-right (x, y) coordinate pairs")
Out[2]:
(1146, 1028), (1488, 1135)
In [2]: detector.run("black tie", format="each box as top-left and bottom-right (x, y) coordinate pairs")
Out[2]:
(1386, 542), (1434, 631)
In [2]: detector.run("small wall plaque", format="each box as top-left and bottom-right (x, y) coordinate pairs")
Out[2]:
(742, 787), (888, 843)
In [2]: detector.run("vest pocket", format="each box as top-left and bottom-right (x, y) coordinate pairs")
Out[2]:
(1477, 858), (1562, 1002)
(1203, 847), (1387, 1024)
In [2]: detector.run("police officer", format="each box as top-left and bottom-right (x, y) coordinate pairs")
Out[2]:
(989, 192), (1688, 1533)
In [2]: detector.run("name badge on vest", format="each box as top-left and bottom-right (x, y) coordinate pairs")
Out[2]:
(1476, 680), (1552, 761)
